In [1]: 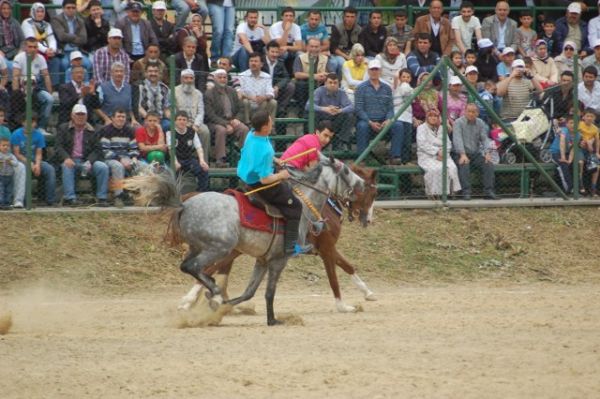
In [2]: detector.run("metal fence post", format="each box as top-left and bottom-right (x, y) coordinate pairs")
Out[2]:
(168, 55), (176, 173)
(441, 60), (448, 203)
(308, 55), (315, 133)
(573, 54), (580, 199)
(25, 53), (33, 210)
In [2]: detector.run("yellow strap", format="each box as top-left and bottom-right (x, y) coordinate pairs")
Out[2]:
(292, 186), (322, 220)
(244, 181), (281, 196)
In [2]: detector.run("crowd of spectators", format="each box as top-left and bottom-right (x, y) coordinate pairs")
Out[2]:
(1, 0), (600, 208)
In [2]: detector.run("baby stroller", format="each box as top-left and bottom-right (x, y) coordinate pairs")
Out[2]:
(499, 107), (555, 164)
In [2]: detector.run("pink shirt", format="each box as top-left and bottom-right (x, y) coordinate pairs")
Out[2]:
(281, 134), (322, 170)
(72, 127), (84, 159)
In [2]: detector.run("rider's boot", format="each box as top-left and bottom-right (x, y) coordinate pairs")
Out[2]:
(284, 219), (313, 257)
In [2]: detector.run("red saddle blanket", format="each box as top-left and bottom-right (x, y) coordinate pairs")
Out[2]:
(225, 189), (285, 234)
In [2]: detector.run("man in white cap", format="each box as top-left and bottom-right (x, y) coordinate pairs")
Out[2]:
(174, 68), (211, 163)
(64, 50), (90, 84)
(149, 1), (175, 57)
(355, 58), (404, 164)
(481, 1), (518, 54)
(58, 65), (96, 124)
(555, 2), (589, 54)
(55, 103), (110, 207)
(497, 58), (542, 120)
(115, 1), (158, 62)
(497, 47), (516, 80)
(204, 69), (249, 167)
(582, 38), (600, 80)
(93, 28), (131, 84)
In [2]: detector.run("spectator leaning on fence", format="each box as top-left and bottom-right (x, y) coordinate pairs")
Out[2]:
(98, 108), (139, 207)
(308, 73), (353, 150)
(354, 59), (404, 165)
(386, 9), (413, 55)
(452, 103), (497, 200)
(174, 69), (211, 163)
(204, 69), (249, 168)
(239, 52), (276, 128)
(56, 104), (109, 207)
(231, 9), (269, 73)
(167, 110), (209, 192)
(93, 28), (131, 85)
(12, 37), (54, 135)
(359, 10), (387, 59)
(330, 6), (362, 78)
(10, 113), (56, 206)
(481, 1), (518, 57)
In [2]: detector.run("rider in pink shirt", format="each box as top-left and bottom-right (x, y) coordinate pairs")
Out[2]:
(281, 121), (335, 170)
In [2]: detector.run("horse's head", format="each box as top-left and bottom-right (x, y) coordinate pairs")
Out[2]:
(348, 165), (378, 227)
(318, 154), (365, 205)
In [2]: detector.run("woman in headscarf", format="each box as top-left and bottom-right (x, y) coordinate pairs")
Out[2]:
(0, 0), (24, 64)
(21, 3), (57, 58)
(412, 71), (439, 128)
(341, 43), (368, 102)
(531, 39), (559, 89)
(416, 109), (461, 198)
(375, 36), (406, 87)
(554, 40), (582, 80)
(175, 13), (209, 66)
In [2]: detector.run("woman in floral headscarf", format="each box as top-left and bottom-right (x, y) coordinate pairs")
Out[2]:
(412, 71), (439, 127)
(375, 36), (406, 87)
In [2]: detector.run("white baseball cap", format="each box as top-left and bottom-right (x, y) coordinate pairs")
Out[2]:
(567, 2), (581, 14)
(108, 28), (123, 38)
(448, 75), (462, 86)
(592, 38), (600, 49)
(368, 59), (382, 69)
(511, 59), (526, 68)
(212, 68), (227, 76)
(69, 50), (83, 61)
(477, 38), (494, 49)
(152, 1), (167, 10)
(72, 104), (87, 114)
(501, 47), (515, 56)
(465, 65), (478, 75)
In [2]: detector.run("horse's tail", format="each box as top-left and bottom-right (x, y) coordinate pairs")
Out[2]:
(124, 172), (185, 248)
(123, 171), (182, 208)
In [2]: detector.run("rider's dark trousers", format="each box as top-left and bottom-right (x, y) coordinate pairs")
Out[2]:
(252, 180), (302, 221)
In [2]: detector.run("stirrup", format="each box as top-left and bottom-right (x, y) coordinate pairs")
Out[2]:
(291, 243), (313, 257)
(311, 220), (326, 235)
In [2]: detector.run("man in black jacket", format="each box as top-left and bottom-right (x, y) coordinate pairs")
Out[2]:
(174, 36), (209, 91)
(55, 104), (109, 206)
(262, 41), (295, 131)
(58, 66), (97, 124)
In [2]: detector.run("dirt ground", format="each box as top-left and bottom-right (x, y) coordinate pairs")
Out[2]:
(1, 280), (599, 399)
(2, 208), (600, 398)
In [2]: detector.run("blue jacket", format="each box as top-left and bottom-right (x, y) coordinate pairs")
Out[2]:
(555, 17), (589, 54)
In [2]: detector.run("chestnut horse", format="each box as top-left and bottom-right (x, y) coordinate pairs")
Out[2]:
(178, 165), (379, 313)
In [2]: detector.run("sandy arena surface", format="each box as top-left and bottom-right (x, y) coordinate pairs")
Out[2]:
(1, 282), (599, 399)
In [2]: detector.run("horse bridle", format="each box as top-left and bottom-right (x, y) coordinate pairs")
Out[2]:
(288, 161), (356, 207)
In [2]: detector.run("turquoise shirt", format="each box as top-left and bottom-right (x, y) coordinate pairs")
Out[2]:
(237, 130), (275, 185)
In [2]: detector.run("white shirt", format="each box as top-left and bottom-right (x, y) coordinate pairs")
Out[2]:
(578, 81), (600, 112)
(430, 16), (441, 37)
(588, 15), (600, 49)
(451, 15), (481, 50)
(13, 52), (48, 79)
(232, 22), (266, 54)
(269, 21), (302, 45)
(239, 69), (274, 105)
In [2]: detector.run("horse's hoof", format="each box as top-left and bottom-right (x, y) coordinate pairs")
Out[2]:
(364, 292), (377, 301)
(207, 293), (223, 311)
(336, 302), (357, 313)
(267, 318), (284, 326)
(177, 301), (192, 310)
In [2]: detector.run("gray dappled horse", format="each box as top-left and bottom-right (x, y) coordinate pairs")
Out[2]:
(125, 156), (365, 326)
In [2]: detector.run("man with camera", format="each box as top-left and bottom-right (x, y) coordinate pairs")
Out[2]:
(497, 58), (543, 121)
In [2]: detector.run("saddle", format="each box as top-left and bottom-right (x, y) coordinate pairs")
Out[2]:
(225, 189), (285, 234)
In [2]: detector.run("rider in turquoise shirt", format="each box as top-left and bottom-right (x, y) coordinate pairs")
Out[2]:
(237, 110), (312, 256)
